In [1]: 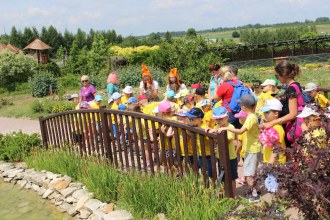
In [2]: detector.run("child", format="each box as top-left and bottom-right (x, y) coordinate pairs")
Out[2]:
(110, 92), (122, 138)
(297, 106), (327, 149)
(234, 110), (248, 185)
(200, 99), (215, 129)
(217, 94), (261, 202)
(126, 97), (138, 108)
(121, 86), (134, 105)
(256, 79), (277, 118)
(207, 106), (238, 196)
(166, 90), (180, 113)
(194, 88), (206, 109)
(259, 98), (286, 164)
(181, 95), (195, 110)
(184, 108), (213, 177)
(304, 83), (329, 108)
(68, 94), (80, 110)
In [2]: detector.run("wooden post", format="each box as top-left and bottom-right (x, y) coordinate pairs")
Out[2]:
(39, 116), (48, 149)
(99, 107), (113, 162)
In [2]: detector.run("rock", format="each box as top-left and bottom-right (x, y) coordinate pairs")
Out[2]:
(55, 200), (64, 206)
(63, 175), (72, 182)
(79, 209), (92, 219)
(53, 179), (71, 190)
(14, 162), (27, 168)
(4, 177), (13, 183)
(101, 203), (115, 214)
(0, 164), (14, 172)
(7, 169), (24, 178)
(28, 173), (46, 186)
(42, 189), (54, 199)
(24, 182), (32, 190)
(75, 194), (93, 211)
(69, 182), (83, 188)
(68, 206), (79, 217)
(24, 168), (35, 173)
(103, 210), (133, 220)
(46, 171), (60, 180)
(17, 180), (27, 189)
(57, 202), (70, 212)
(157, 213), (166, 220)
(93, 209), (106, 220)
(13, 173), (24, 180)
(60, 187), (78, 198)
(31, 183), (40, 192)
(37, 187), (47, 196)
(72, 189), (89, 200)
(84, 199), (104, 212)
(65, 196), (77, 204)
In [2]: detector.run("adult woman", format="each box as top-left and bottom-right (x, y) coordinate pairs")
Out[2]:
(107, 71), (119, 100)
(213, 67), (241, 128)
(139, 64), (159, 101)
(80, 75), (97, 102)
(261, 61), (303, 146)
(208, 63), (221, 102)
(166, 68), (187, 94)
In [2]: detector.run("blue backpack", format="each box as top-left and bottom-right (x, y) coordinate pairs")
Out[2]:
(225, 81), (252, 113)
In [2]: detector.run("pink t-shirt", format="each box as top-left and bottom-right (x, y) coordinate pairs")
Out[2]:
(80, 84), (96, 102)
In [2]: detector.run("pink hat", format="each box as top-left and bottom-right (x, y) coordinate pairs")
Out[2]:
(158, 101), (172, 113)
(107, 72), (119, 84)
(234, 111), (248, 119)
(191, 83), (202, 89)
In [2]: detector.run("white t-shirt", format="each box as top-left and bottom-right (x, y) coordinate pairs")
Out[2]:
(139, 80), (159, 93)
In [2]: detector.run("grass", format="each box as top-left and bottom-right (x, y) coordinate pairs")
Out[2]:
(25, 148), (239, 219)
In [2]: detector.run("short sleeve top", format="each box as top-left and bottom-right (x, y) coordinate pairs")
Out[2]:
(80, 84), (96, 102)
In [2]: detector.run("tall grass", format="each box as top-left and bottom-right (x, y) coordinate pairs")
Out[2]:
(25, 148), (239, 219)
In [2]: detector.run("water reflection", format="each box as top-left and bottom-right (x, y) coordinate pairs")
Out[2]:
(0, 180), (73, 220)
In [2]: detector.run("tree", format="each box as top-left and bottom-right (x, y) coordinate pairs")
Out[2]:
(86, 34), (109, 75)
(164, 31), (173, 43)
(186, 28), (197, 37)
(315, 17), (330, 23)
(232, 31), (240, 38)
(9, 26), (22, 48)
(22, 27), (38, 47)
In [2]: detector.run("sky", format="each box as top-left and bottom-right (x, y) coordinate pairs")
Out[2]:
(0, 0), (329, 36)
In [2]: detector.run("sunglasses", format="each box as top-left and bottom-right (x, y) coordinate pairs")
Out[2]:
(81, 80), (88, 82)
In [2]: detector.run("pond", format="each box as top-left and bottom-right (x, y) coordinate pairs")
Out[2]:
(0, 180), (73, 220)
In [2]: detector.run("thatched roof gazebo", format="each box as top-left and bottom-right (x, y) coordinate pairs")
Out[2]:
(0, 43), (22, 53)
(24, 39), (51, 64)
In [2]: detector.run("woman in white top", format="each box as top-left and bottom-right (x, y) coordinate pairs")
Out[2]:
(139, 64), (159, 101)
(166, 68), (187, 94)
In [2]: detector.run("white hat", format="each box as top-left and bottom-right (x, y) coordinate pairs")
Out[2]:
(200, 99), (212, 107)
(260, 98), (283, 112)
(304, 82), (317, 92)
(68, 93), (79, 100)
(112, 92), (122, 100)
(261, 79), (276, 87)
(122, 86), (133, 94)
(297, 107), (319, 118)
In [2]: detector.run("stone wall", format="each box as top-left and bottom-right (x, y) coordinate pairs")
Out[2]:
(0, 161), (133, 220)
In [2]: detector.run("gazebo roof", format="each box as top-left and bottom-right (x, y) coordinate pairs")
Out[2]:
(24, 39), (51, 50)
(6, 43), (21, 53)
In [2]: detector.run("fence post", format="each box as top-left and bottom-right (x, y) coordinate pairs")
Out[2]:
(39, 116), (48, 149)
(99, 106), (113, 163)
(217, 131), (234, 198)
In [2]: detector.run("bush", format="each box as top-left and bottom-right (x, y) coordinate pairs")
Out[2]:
(58, 74), (81, 89)
(232, 31), (240, 38)
(0, 98), (13, 108)
(29, 71), (59, 97)
(35, 61), (62, 77)
(30, 99), (44, 113)
(238, 71), (259, 83)
(304, 63), (323, 69)
(117, 65), (166, 89)
(31, 99), (75, 114)
(0, 132), (41, 162)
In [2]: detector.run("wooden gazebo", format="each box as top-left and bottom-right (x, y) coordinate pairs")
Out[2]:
(24, 39), (51, 64)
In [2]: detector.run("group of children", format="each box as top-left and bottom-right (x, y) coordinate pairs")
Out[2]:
(69, 67), (329, 202)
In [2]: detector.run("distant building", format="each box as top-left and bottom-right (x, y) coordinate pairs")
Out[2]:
(24, 39), (51, 64)
(0, 43), (22, 53)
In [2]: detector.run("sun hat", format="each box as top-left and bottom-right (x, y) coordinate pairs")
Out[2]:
(174, 89), (189, 98)
(261, 79), (276, 87)
(181, 95), (194, 105)
(68, 93), (79, 101)
(200, 99), (212, 107)
(138, 94), (148, 102)
(297, 107), (320, 118)
(234, 110), (248, 119)
(304, 82), (317, 92)
(195, 88), (206, 96)
(79, 101), (91, 109)
(126, 97), (138, 104)
(211, 106), (228, 119)
(184, 108), (204, 118)
(118, 104), (127, 110)
(174, 109), (188, 117)
(112, 92), (122, 100)
(237, 94), (256, 107)
(122, 86), (133, 94)
(108, 98), (114, 104)
(166, 90), (175, 99)
(158, 101), (172, 113)
(95, 94), (103, 101)
(260, 98), (283, 112)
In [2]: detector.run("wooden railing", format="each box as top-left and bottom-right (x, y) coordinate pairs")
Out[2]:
(39, 107), (234, 198)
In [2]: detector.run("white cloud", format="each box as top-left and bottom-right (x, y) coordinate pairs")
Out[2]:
(149, 0), (193, 10)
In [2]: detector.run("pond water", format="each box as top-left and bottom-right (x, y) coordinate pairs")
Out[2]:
(0, 180), (73, 220)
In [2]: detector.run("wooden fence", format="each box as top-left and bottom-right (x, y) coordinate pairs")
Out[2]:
(39, 107), (234, 198)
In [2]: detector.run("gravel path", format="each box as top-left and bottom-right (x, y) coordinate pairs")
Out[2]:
(0, 117), (40, 134)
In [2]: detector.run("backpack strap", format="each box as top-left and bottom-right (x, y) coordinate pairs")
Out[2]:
(290, 83), (304, 111)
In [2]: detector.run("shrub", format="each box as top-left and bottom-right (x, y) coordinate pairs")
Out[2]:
(238, 72), (259, 83)
(35, 61), (62, 77)
(29, 71), (59, 97)
(0, 132), (41, 162)
(232, 31), (240, 38)
(304, 63), (323, 69)
(0, 98), (13, 108)
(30, 99), (44, 113)
(58, 74), (81, 89)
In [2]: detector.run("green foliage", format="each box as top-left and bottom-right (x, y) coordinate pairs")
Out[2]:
(0, 98), (13, 108)
(35, 61), (62, 77)
(117, 65), (166, 89)
(232, 31), (240, 38)
(29, 72), (58, 98)
(25, 148), (239, 219)
(0, 51), (37, 88)
(238, 71), (260, 83)
(186, 28), (197, 37)
(0, 132), (41, 162)
(31, 99), (75, 114)
(57, 74), (80, 88)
